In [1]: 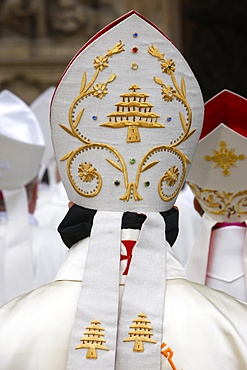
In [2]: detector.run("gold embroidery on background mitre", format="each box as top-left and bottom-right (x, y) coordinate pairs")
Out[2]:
(59, 41), (194, 202)
(188, 182), (247, 218)
(75, 320), (109, 359)
(204, 141), (246, 176)
(123, 313), (156, 352)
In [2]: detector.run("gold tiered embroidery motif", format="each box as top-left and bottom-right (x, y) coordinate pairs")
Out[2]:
(101, 84), (164, 143)
(123, 313), (156, 352)
(75, 320), (109, 359)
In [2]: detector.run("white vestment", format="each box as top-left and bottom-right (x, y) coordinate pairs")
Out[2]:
(173, 184), (201, 266)
(0, 212), (67, 306)
(0, 229), (246, 369)
(34, 181), (69, 230)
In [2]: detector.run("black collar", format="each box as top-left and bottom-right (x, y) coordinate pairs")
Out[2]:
(58, 205), (179, 249)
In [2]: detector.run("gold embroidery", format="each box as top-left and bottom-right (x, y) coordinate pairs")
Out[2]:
(204, 141), (246, 176)
(59, 42), (194, 203)
(75, 320), (109, 359)
(138, 146), (188, 201)
(123, 313), (156, 352)
(100, 84), (164, 143)
(147, 44), (194, 147)
(164, 166), (179, 187)
(162, 85), (176, 102)
(188, 182), (247, 218)
(59, 41), (125, 145)
(161, 342), (177, 370)
(131, 62), (138, 70)
(78, 162), (98, 182)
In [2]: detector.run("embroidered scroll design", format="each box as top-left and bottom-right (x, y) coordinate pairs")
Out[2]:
(188, 182), (247, 218)
(59, 42), (193, 202)
(75, 320), (109, 359)
(204, 141), (246, 176)
(123, 313), (156, 352)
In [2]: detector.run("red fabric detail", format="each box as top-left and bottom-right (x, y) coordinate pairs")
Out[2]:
(120, 240), (136, 275)
(200, 89), (247, 140)
(213, 221), (246, 230)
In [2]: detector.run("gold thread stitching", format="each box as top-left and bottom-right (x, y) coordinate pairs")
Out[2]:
(75, 320), (109, 359)
(100, 84), (164, 143)
(147, 44), (194, 147)
(187, 182), (247, 218)
(59, 41), (125, 145)
(123, 313), (156, 352)
(59, 42), (194, 203)
(204, 141), (246, 176)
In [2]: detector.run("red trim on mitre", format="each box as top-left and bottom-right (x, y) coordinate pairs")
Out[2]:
(200, 89), (247, 139)
(51, 10), (172, 105)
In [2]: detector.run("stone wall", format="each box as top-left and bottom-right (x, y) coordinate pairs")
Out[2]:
(0, 0), (182, 103)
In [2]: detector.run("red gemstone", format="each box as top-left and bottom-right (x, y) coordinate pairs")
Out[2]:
(132, 46), (138, 53)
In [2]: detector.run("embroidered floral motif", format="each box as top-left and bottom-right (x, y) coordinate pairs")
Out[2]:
(78, 162), (97, 182)
(75, 320), (109, 359)
(94, 55), (109, 71)
(162, 85), (176, 102)
(164, 166), (179, 187)
(161, 59), (176, 75)
(204, 141), (246, 176)
(93, 83), (108, 99)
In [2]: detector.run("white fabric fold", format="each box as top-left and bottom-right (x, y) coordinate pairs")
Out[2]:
(185, 213), (217, 284)
(116, 212), (166, 370)
(0, 188), (33, 306)
(66, 210), (123, 369)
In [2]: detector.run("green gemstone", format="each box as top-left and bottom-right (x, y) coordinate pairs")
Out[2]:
(114, 180), (120, 186)
(130, 158), (136, 164)
(144, 181), (150, 187)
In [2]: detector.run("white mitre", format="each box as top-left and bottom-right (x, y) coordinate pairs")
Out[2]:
(186, 90), (247, 298)
(51, 10), (203, 369)
(0, 89), (45, 305)
(31, 87), (56, 183)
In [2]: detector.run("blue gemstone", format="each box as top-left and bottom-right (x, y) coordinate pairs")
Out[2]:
(133, 32), (138, 38)
(167, 116), (172, 122)
(92, 115), (98, 120)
